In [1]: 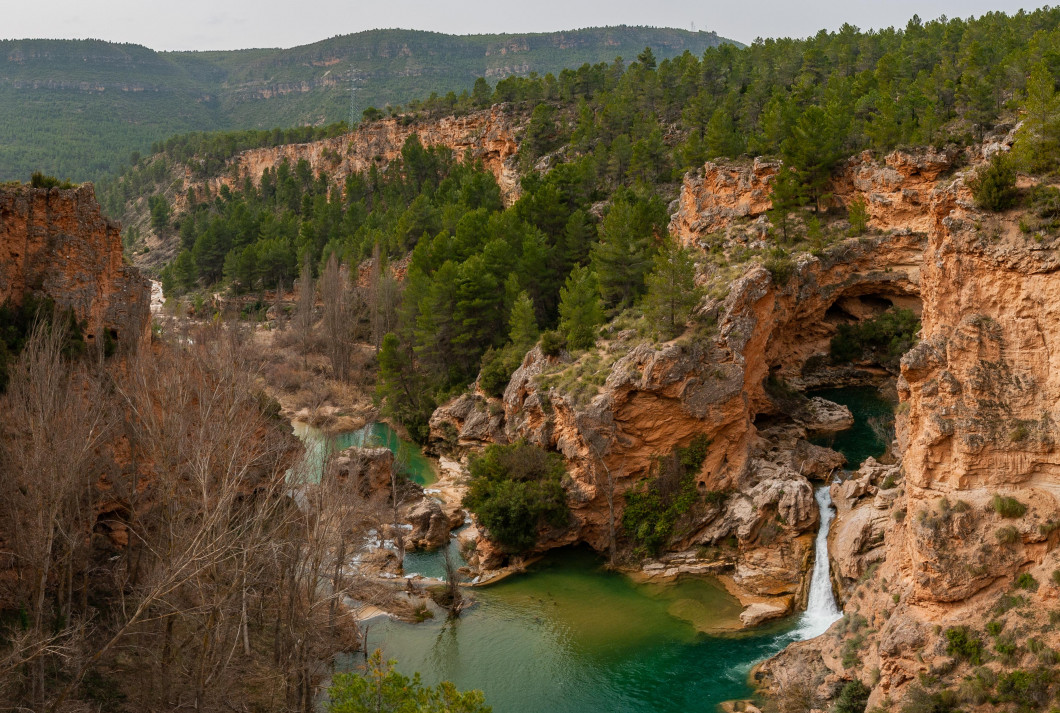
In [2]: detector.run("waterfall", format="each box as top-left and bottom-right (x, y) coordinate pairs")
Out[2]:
(794, 484), (842, 639)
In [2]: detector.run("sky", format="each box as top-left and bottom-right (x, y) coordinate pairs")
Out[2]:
(0, 0), (1047, 51)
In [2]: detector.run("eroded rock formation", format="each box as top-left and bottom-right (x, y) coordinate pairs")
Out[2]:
(758, 139), (1060, 707)
(199, 107), (520, 205)
(0, 183), (150, 347)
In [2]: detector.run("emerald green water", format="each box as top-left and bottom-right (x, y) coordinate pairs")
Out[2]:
(291, 421), (438, 486)
(809, 386), (895, 467)
(342, 386), (894, 712)
(358, 550), (813, 713)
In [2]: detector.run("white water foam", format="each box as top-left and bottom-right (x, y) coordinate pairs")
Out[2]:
(793, 484), (842, 640)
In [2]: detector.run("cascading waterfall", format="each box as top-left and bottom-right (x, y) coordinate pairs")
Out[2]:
(794, 484), (842, 639)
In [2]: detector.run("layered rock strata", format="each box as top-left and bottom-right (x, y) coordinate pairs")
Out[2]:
(759, 141), (1060, 706)
(0, 183), (150, 348)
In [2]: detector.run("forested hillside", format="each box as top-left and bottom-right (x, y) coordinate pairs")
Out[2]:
(112, 7), (1060, 441)
(0, 27), (733, 181)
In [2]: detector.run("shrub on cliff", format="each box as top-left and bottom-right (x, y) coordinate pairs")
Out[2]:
(834, 679), (871, 713)
(970, 153), (1018, 212)
(945, 626), (984, 665)
(463, 441), (569, 552)
(991, 494), (1027, 518)
(29, 171), (74, 189)
(622, 435), (710, 556)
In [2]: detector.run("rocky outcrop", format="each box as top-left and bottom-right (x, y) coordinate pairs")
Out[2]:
(333, 446), (394, 499)
(208, 108), (518, 202)
(759, 138), (1060, 708)
(670, 146), (962, 249)
(0, 183), (150, 348)
(433, 224), (926, 608)
(669, 158), (779, 244)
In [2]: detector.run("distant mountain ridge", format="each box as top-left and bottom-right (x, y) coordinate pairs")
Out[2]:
(0, 27), (737, 181)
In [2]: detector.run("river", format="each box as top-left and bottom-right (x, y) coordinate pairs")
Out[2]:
(331, 387), (891, 711)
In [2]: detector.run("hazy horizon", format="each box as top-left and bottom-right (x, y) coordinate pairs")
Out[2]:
(0, 0), (1046, 52)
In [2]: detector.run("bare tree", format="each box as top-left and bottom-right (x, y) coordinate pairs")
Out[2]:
(321, 253), (365, 382)
(295, 253), (315, 369)
(274, 277), (286, 330)
(0, 317), (112, 707)
(367, 244), (400, 354)
(442, 544), (462, 615)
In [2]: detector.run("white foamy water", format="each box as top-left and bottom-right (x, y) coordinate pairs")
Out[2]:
(794, 484), (843, 639)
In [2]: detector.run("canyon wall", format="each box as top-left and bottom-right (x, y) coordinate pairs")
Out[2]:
(432, 174), (927, 613)
(759, 142), (1060, 706)
(196, 107), (520, 205)
(0, 183), (150, 347)
(669, 147), (959, 248)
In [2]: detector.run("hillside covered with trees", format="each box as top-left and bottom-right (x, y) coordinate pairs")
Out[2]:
(0, 26), (733, 181)
(109, 8), (1060, 441)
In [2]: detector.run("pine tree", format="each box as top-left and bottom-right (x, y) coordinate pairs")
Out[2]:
(643, 238), (700, 338)
(558, 265), (604, 351)
(1014, 62), (1060, 173)
(768, 166), (805, 244)
(704, 107), (743, 159)
(376, 333), (433, 442)
(591, 199), (657, 309)
(508, 291), (539, 352)
(781, 105), (846, 212)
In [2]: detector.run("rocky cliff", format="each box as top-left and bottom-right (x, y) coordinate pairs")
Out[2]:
(0, 183), (150, 347)
(432, 209), (925, 617)
(133, 107), (522, 268)
(198, 107), (520, 204)
(758, 141), (1060, 707)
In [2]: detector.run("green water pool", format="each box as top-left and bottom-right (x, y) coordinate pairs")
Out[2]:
(358, 549), (808, 713)
(340, 386), (893, 712)
(809, 385), (895, 467)
(292, 421), (438, 486)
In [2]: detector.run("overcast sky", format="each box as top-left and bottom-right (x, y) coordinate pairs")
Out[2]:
(0, 1), (1047, 51)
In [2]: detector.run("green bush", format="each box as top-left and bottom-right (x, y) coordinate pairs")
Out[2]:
(847, 196), (870, 236)
(900, 686), (960, 713)
(462, 441), (569, 552)
(622, 435), (710, 556)
(969, 153), (1018, 212)
(540, 330), (566, 357)
(763, 249), (796, 286)
(996, 525), (1021, 546)
(991, 494), (1027, 518)
(326, 650), (489, 713)
(479, 345), (525, 397)
(834, 679), (871, 713)
(830, 308), (920, 370)
(945, 626), (984, 665)
(1015, 572), (1039, 591)
(30, 171), (75, 189)
(996, 668), (1055, 707)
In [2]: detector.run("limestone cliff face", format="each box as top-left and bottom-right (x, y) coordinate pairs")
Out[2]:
(670, 147), (960, 249)
(135, 107), (522, 268)
(759, 143), (1060, 707)
(196, 107), (519, 205)
(0, 184), (150, 347)
(669, 158), (779, 245)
